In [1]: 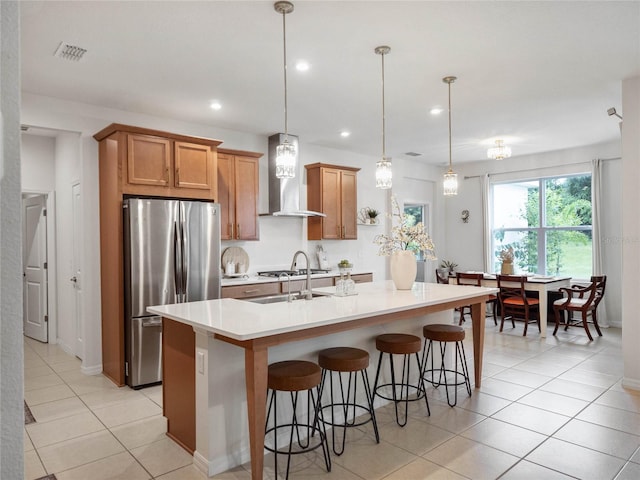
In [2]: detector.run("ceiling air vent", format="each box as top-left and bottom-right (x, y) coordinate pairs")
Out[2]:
(54, 42), (87, 61)
(404, 151), (422, 157)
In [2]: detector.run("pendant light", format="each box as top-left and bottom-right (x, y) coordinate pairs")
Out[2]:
(375, 46), (392, 189)
(442, 76), (458, 196)
(487, 139), (512, 160)
(274, 1), (296, 179)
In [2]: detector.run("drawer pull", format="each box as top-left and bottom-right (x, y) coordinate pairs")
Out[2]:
(244, 289), (259, 294)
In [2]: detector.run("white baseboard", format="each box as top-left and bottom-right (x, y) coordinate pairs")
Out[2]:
(193, 448), (251, 477)
(621, 377), (640, 392)
(56, 339), (74, 356)
(81, 364), (103, 376)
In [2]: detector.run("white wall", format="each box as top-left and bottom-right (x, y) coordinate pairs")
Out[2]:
(1, 1), (24, 477)
(621, 76), (640, 390)
(21, 134), (55, 192)
(444, 140), (623, 327)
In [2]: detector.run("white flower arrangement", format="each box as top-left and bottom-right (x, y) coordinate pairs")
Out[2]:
(373, 196), (436, 258)
(499, 246), (514, 263)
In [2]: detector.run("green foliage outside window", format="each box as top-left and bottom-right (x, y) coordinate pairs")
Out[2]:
(492, 175), (592, 277)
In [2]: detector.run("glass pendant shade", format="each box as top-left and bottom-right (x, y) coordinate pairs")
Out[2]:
(443, 169), (458, 196)
(487, 140), (512, 160)
(275, 140), (296, 178)
(375, 157), (392, 189)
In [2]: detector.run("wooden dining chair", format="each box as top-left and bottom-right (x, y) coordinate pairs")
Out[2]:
(455, 272), (498, 326)
(435, 269), (450, 285)
(496, 274), (540, 336)
(552, 275), (606, 341)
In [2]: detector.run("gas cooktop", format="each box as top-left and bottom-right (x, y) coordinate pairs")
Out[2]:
(258, 269), (331, 278)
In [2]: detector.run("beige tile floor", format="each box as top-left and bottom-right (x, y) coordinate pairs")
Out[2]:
(24, 318), (640, 480)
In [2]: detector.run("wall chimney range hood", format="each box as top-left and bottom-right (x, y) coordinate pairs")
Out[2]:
(266, 133), (325, 217)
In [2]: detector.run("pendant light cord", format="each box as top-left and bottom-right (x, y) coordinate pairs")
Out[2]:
(381, 51), (386, 158)
(447, 80), (452, 171)
(281, 10), (289, 139)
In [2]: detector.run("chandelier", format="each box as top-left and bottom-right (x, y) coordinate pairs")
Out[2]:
(487, 139), (512, 160)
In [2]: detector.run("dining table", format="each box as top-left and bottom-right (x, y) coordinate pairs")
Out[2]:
(451, 273), (571, 337)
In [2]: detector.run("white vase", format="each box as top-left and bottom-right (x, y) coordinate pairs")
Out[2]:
(390, 250), (417, 290)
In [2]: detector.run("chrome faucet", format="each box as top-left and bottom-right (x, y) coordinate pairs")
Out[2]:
(278, 272), (293, 302)
(290, 250), (312, 300)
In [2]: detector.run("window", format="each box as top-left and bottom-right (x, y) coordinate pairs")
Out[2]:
(404, 203), (428, 260)
(491, 175), (592, 278)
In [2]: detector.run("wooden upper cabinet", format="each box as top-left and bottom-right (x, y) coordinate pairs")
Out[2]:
(217, 149), (262, 241)
(127, 134), (171, 187)
(174, 141), (214, 191)
(94, 124), (221, 201)
(305, 163), (360, 240)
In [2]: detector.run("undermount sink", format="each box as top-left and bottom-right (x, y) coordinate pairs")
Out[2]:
(245, 291), (333, 305)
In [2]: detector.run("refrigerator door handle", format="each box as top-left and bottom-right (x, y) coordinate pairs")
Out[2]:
(181, 214), (188, 302)
(173, 221), (182, 300)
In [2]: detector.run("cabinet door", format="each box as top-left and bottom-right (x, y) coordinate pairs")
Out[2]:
(217, 154), (235, 240)
(321, 168), (341, 239)
(174, 142), (213, 191)
(127, 134), (171, 187)
(234, 156), (259, 240)
(341, 170), (358, 239)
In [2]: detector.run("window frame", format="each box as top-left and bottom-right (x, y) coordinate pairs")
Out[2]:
(490, 173), (593, 277)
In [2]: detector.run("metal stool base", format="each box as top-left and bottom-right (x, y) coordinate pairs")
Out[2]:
(372, 351), (430, 427)
(421, 339), (471, 407)
(265, 388), (331, 479)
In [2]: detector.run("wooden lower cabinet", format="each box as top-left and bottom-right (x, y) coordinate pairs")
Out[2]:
(221, 282), (280, 299)
(221, 274), (373, 299)
(162, 318), (196, 454)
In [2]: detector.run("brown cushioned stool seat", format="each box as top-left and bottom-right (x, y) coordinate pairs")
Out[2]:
(265, 360), (331, 479)
(423, 324), (466, 343)
(372, 333), (430, 427)
(317, 347), (380, 456)
(421, 324), (471, 407)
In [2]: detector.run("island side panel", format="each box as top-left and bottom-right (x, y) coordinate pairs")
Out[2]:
(162, 317), (196, 453)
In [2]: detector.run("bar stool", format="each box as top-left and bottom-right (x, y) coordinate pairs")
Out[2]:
(264, 360), (331, 479)
(372, 333), (430, 427)
(317, 347), (380, 456)
(421, 324), (471, 407)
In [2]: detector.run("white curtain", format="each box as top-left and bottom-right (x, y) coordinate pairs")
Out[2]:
(591, 158), (608, 327)
(481, 174), (492, 272)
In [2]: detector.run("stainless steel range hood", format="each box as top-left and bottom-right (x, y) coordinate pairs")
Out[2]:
(266, 133), (325, 217)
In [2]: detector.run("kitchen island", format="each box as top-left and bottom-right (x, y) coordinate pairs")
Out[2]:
(149, 280), (497, 479)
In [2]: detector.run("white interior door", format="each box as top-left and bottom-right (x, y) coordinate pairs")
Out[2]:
(71, 182), (83, 358)
(23, 195), (48, 342)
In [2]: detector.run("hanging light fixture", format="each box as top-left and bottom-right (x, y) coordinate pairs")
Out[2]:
(442, 76), (458, 196)
(274, 1), (296, 179)
(375, 45), (392, 189)
(487, 139), (512, 160)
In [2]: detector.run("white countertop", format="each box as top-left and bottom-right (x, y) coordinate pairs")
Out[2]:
(221, 269), (373, 287)
(148, 280), (498, 341)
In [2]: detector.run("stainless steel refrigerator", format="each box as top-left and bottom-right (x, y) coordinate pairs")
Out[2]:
(123, 198), (221, 388)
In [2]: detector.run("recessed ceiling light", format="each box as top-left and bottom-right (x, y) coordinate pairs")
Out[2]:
(295, 60), (310, 72)
(430, 107), (443, 115)
(210, 101), (222, 111)
(340, 131), (351, 138)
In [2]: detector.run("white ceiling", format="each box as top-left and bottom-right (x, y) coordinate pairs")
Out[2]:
(20, 1), (640, 166)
